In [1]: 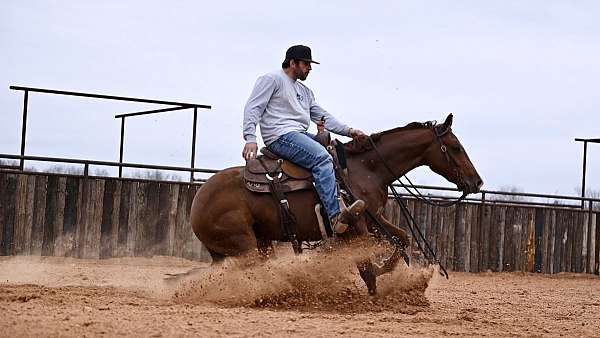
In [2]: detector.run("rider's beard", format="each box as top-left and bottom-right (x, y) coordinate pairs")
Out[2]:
(296, 68), (308, 81)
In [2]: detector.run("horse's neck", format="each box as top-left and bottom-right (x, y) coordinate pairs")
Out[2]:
(348, 129), (433, 187)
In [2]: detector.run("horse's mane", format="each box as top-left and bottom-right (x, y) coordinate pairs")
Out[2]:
(343, 121), (430, 154)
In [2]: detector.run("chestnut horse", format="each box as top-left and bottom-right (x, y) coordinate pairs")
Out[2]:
(190, 114), (482, 294)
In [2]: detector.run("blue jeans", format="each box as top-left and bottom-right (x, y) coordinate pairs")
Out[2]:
(267, 131), (341, 219)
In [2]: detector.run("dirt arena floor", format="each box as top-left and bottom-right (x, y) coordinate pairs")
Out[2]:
(1, 250), (599, 337)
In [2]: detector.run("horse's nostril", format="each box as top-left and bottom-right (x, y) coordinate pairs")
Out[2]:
(476, 179), (484, 189)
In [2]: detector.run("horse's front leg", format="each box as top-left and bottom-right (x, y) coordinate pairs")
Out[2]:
(357, 212), (410, 295)
(357, 247), (405, 295)
(357, 259), (377, 295)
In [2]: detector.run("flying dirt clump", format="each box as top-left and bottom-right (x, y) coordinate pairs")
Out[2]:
(173, 240), (434, 313)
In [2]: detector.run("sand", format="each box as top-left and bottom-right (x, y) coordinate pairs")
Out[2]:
(0, 251), (599, 337)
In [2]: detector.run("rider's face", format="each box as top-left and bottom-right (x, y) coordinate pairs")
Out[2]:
(294, 60), (312, 81)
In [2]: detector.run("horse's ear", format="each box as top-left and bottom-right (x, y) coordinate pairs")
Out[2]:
(443, 113), (453, 129)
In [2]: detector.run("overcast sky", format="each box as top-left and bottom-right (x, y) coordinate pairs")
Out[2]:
(1, 1), (599, 196)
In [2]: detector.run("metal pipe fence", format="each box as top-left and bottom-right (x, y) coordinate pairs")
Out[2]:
(8, 85), (211, 181)
(1, 152), (599, 212)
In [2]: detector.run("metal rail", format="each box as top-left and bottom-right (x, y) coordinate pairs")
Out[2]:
(0, 153), (218, 177)
(1, 152), (599, 211)
(391, 183), (600, 203)
(9, 85), (211, 182)
(9, 86), (210, 108)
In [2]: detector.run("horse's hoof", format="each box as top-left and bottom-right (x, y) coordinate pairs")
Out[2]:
(358, 262), (377, 296)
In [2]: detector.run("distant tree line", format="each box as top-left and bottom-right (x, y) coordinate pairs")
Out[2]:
(0, 159), (184, 182)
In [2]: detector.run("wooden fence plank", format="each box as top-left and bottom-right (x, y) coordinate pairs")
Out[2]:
(19, 175), (36, 255)
(527, 208), (546, 273)
(60, 177), (78, 257)
(74, 177), (88, 258)
(52, 177), (66, 257)
(446, 205), (456, 270)
(430, 206), (439, 257)
(498, 206), (507, 271)
(109, 180), (122, 257)
(128, 182), (148, 256)
(126, 181), (139, 256)
(589, 212), (596, 274)
(575, 212), (584, 272)
(470, 204), (480, 272)
(7, 174), (18, 255)
(425, 204), (434, 256)
(464, 204), (472, 272)
(437, 205), (447, 268)
(0, 174), (6, 254)
(559, 211), (568, 272)
(30, 175), (47, 255)
(552, 209), (560, 274)
(541, 209), (550, 273)
(592, 213), (600, 275)
(77, 178), (91, 258)
(155, 183), (172, 256)
(173, 184), (188, 258)
(582, 213), (589, 273)
(504, 206), (516, 271)
(144, 181), (160, 256)
(479, 204), (491, 271)
(183, 185), (196, 260)
(117, 180), (131, 256)
(554, 210), (562, 273)
(1, 174), (18, 255)
(100, 179), (116, 259)
(90, 180), (105, 259)
(565, 211), (573, 272)
(42, 176), (57, 256)
(519, 208), (529, 271)
(167, 185), (179, 256)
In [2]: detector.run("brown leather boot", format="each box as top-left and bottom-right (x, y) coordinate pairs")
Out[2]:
(331, 199), (366, 234)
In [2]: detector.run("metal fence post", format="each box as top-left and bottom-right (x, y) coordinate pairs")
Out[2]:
(190, 107), (198, 182)
(19, 90), (29, 171)
(119, 117), (125, 178)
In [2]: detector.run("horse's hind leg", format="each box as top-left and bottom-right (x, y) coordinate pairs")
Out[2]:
(256, 238), (274, 259)
(207, 247), (227, 265)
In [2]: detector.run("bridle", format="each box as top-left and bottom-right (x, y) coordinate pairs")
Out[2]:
(367, 121), (468, 207)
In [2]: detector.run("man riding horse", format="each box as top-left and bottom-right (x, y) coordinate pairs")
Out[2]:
(192, 45), (483, 294)
(242, 45), (366, 234)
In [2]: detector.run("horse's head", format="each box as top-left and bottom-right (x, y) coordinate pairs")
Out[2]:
(424, 114), (483, 194)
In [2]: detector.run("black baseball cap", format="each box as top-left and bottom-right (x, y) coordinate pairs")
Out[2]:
(285, 45), (320, 64)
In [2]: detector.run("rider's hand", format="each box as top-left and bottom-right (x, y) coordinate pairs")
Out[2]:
(349, 128), (366, 139)
(317, 116), (326, 133)
(243, 142), (258, 160)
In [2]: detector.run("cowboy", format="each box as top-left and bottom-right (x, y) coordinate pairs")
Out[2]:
(242, 44), (366, 233)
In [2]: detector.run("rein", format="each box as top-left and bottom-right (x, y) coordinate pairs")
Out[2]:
(363, 121), (473, 278)
(367, 122), (467, 207)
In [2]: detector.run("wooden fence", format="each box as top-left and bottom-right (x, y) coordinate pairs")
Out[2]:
(0, 172), (207, 261)
(1, 171), (598, 274)
(383, 199), (599, 274)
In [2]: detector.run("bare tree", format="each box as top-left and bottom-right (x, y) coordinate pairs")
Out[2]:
(492, 185), (529, 202)
(574, 186), (600, 211)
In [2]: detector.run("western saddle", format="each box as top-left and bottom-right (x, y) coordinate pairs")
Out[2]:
(242, 131), (334, 253)
(243, 131), (331, 194)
